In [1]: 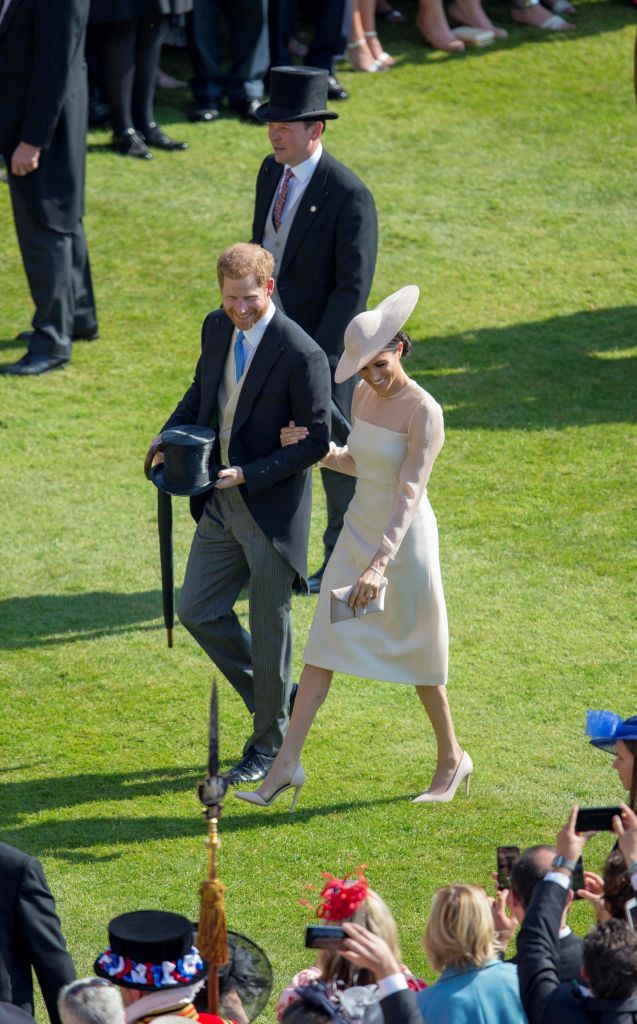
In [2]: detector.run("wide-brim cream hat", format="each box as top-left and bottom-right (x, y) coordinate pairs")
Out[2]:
(334, 285), (420, 384)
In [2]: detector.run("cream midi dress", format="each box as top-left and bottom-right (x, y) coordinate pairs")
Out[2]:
(303, 377), (448, 686)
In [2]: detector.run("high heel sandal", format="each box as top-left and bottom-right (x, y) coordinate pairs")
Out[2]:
(364, 31), (395, 67)
(412, 751), (473, 804)
(346, 37), (382, 73)
(234, 764), (306, 813)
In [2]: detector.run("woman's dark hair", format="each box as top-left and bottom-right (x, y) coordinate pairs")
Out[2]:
(603, 850), (634, 918)
(382, 329), (412, 358)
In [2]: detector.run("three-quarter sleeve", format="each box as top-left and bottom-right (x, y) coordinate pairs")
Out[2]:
(377, 399), (444, 559)
(318, 381), (364, 476)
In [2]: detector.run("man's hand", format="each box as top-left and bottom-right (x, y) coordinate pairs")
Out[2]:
(216, 466), (245, 489)
(613, 802), (637, 872)
(280, 420), (309, 447)
(11, 142), (41, 176)
(144, 434), (164, 478)
(556, 804), (596, 864)
(487, 888), (518, 951)
(339, 922), (401, 981)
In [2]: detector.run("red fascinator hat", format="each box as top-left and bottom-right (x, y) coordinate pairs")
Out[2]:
(302, 867), (370, 922)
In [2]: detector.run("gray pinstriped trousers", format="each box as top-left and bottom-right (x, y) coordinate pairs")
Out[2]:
(178, 486), (296, 757)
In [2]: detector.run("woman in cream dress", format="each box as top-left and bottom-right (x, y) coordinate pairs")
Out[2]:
(236, 287), (471, 809)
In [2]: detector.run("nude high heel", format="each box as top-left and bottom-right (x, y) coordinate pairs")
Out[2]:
(234, 765), (306, 813)
(412, 751), (473, 804)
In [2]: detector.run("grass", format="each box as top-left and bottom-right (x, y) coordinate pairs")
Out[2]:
(1, 1), (636, 1017)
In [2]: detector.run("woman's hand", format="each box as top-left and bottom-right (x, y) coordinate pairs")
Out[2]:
(487, 888), (518, 950)
(613, 802), (637, 871)
(280, 420), (309, 447)
(577, 871), (609, 920)
(348, 566), (385, 610)
(339, 922), (401, 981)
(216, 467), (245, 489)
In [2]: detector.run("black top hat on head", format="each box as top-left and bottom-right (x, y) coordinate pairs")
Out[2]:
(95, 910), (208, 991)
(256, 66), (339, 123)
(150, 426), (221, 497)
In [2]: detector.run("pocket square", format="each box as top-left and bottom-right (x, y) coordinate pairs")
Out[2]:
(330, 578), (388, 624)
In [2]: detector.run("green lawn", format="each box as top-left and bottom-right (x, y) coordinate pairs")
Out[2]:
(1, 2), (636, 1018)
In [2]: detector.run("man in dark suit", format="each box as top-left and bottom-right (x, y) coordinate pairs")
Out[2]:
(146, 243), (331, 783)
(517, 806), (637, 1024)
(268, 1), (350, 100)
(186, 0), (269, 124)
(493, 844), (583, 982)
(252, 66), (378, 591)
(0, 0), (98, 376)
(0, 842), (76, 1024)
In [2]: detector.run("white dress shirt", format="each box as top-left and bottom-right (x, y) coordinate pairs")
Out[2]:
(273, 143), (323, 228)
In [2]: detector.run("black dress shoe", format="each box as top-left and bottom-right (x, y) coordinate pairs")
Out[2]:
(227, 748), (275, 786)
(327, 74), (349, 101)
(111, 129), (152, 159)
(307, 564), (326, 595)
(0, 352), (68, 376)
(229, 98), (263, 124)
(188, 104), (220, 123)
(140, 123), (188, 151)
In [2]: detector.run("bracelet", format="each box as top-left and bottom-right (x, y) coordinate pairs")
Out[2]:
(368, 566), (385, 579)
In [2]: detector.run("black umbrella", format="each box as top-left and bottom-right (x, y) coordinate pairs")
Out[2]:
(157, 488), (174, 648)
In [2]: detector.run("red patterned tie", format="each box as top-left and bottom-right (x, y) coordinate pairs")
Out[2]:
(272, 168), (293, 232)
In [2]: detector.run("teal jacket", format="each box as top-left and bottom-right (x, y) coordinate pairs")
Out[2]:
(416, 959), (527, 1024)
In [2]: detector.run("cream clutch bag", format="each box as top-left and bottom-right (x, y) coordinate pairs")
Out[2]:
(330, 578), (388, 624)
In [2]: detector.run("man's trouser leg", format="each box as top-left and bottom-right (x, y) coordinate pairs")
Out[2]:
(178, 487), (295, 756)
(320, 467), (356, 565)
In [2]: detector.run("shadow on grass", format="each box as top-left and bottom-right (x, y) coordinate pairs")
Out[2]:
(0, 590), (169, 649)
(0, 766), (409, 861)
(411, 306), (637, 429)
(0, 336), (27, 354)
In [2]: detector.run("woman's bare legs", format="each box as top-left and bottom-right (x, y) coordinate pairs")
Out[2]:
(416, 684), (464, 794)
(360, 0), (395, 66)
(348, 0), (380, 70)
(448, 0), (508, 36)
(416, 0), (465, 52)
(251, 664), (333, 800)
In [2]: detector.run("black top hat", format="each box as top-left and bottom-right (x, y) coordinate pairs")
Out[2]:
(149, 426), (222, 497)
(256, 66), (339, 123)
(94, 910), (208, 991)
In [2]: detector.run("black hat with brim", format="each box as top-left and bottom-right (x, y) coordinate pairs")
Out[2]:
(256, 66), (339, 123)
(94, 910), (208, 991)
(149, 426), (221, 497)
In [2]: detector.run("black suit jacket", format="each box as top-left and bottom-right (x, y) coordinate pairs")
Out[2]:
(162, 307), (331, 580)
(0, 0), (89, 231)
(517, 880), (637, 1024)
(508, 925), (583, 982)
(380, 989), (423, 1024)
(0, 843), (76, 1024)
(252, 149), (377, 430)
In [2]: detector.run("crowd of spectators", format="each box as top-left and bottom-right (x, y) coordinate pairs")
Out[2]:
(2, 713), (637, 1024)
(85, 0), (580, 156)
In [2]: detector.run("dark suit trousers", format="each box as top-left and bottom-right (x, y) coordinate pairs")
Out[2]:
(9, 179), (96, 360)
(178, 486), (295, 757)
(268, 0), (348, 72)
(187, 0), (269, 105)
(320, 467), (356, 565)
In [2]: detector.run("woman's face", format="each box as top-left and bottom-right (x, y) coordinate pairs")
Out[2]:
(359, 345), (405, 397)
(613, 739), (634, 791)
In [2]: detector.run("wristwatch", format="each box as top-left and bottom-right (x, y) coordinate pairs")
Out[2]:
(552, 855), (578, 872)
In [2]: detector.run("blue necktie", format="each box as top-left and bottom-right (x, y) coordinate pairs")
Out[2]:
(234, 330), (246, 382)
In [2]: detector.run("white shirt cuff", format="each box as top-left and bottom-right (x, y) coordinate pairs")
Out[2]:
(544, 871), (571, 890)
(377, 974), (408, 998)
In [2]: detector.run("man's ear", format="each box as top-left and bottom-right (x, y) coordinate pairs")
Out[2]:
(266, 277), (275, 297)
